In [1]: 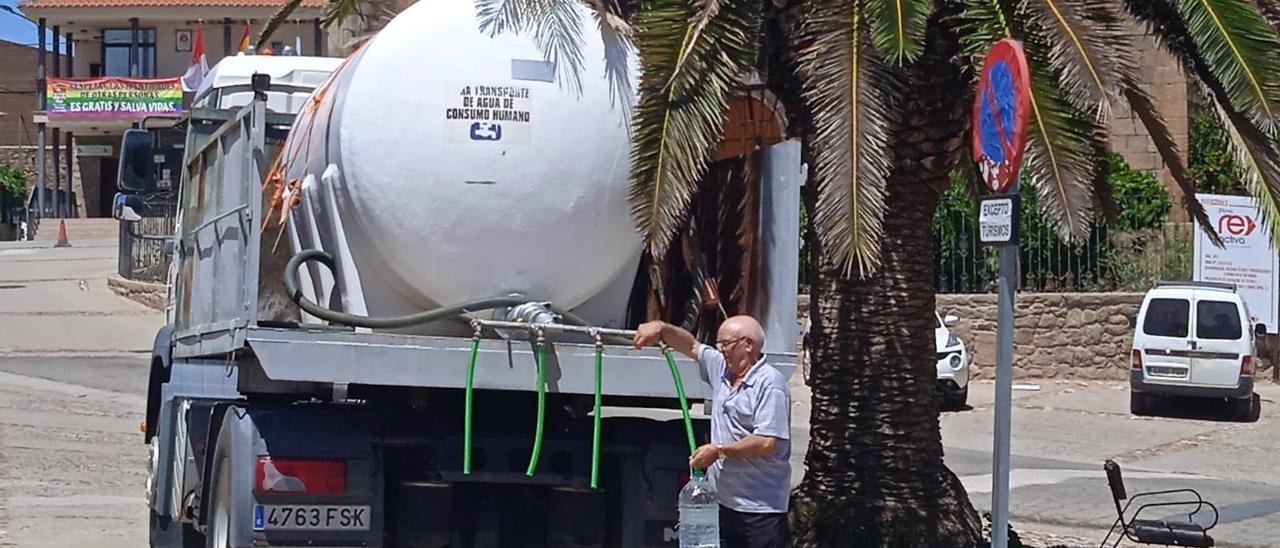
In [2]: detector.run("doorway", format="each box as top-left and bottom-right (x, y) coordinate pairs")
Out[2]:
(97, 157), (119, 218)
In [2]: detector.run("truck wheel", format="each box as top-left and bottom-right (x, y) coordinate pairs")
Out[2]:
(1130, 392), (1149, 416)
(207, 456), (231, 548)
(1233, 394), (1261, 423)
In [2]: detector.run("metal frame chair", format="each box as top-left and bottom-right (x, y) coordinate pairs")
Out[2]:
(1100, 460), (1218, 547)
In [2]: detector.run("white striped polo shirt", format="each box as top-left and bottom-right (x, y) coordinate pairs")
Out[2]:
(697, 345), (792, 513)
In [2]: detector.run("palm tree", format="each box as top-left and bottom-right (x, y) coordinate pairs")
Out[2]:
(262, 0), (1280, 544)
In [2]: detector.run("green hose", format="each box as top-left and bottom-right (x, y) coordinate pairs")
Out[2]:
(661, 346), (699, 460)
(526, 338), (548, 477)
(462, 336), (480, 475)
(590, 341), (604, 490)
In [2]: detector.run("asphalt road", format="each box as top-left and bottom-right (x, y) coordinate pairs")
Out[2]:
(0, 356), (148, 548)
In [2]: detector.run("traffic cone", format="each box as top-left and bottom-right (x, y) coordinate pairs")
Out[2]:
(54, 219), (72, 248)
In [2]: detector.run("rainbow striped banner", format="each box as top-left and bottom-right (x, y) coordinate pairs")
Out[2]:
(46, 77), (183, 119)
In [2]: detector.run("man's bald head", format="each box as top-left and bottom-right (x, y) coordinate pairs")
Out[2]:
(721, 315), (766, 349)
(717, 315), (766, 375)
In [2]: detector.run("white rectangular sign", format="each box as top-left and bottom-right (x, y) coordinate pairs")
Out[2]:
(979, 196), (1016, 245)
(75, 144), (112, 157)
(1193, 193), (1280, 333)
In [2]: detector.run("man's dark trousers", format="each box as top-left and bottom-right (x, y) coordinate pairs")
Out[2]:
(720, 505), (791, 548)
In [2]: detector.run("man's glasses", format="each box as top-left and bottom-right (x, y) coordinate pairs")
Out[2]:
(716, 336), (747, 350)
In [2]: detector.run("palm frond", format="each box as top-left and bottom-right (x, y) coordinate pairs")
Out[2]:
(1210, 98), (1280, 244)
(1087, 127), (1121, 223)
(477, 0), (586, 94)
(1172, 0), (1280, 131)
(257, 0), (303, 49)
(1021, 0), (1131, 119)
(477, 0), (529, 35)
(322, 0), (366, 27)
(799, 1), (900, 276)
(628, 0), (761, 257)
(868, 0), (932, 63)
(1120, 78), (1218, 239)
(1255, 0), (1280, 34)
(958, 0), (1014, 73)
(584, 0), (636, 116)
(528, 0), (589, 94)
(1022, 63), (1096, 241)
(669, 0), (725, 88)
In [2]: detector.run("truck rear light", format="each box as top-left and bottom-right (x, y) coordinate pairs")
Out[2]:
(255, 456), (346, 495)
(1241, 355), (1253, 377)
(1131, 349), (1143, 371)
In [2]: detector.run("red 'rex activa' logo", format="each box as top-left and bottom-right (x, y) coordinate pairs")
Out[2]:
(1219, 214), (1258, 236)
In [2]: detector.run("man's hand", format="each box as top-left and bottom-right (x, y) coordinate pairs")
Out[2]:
(689, 443), (720, 468)
(632, 320), (700, 359)
(633, 320), (665, 349)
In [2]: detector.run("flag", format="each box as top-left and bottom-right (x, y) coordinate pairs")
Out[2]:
(237, 21), (252, 52)
(295, 34), (302, 56)
(180, 28), (209, 92)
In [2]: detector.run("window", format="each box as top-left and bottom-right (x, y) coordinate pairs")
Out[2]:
(1196, 300), (1242, 340)
(101, 28), (157, 77)
(1143, 298), (1190, 337)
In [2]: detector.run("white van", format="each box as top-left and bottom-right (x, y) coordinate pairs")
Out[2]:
(1131, 281), (1265, 421)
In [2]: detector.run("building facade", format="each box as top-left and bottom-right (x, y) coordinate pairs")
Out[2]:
(15, 0), (325, 219)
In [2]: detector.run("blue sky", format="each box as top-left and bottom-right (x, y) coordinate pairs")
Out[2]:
(1, 0), (55, 48)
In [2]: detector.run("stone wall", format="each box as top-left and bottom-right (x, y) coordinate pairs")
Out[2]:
(939, 293), (1143, 380)
(108, 276), (167, 312)
(0, 146), (56, 189)
(938, 293), (1277, 380)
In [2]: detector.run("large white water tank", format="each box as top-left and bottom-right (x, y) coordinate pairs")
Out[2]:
(283, 0), (641, 316)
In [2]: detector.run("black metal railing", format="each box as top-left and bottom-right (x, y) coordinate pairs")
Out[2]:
(118, 195), (177, 283)
(934, 209), (1193, 294)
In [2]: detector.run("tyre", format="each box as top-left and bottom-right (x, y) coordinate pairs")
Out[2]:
(1130, 392), (1150, 416)
(207, 456), (231, 548)
(148, 437), (204, 548)
(1233, 393), (1261, 423)
(943, 385), (969, 410)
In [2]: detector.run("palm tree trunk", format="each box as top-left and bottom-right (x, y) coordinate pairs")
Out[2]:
(789, 4), (984, 546)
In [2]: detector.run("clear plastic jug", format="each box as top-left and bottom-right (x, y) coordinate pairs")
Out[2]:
(678, 469), (720, 548)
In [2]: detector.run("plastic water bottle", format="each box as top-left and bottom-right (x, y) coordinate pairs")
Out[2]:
(678, 469), (720, 548)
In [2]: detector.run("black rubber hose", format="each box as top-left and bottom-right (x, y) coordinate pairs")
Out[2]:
(284, 249), (532, 329)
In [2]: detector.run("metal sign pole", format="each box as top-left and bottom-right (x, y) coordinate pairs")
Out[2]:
(991, 180), (1018, 548)
(971, 38), (1030, 548)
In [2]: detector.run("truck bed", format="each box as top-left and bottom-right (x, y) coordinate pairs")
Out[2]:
(221, 325), (796, 400)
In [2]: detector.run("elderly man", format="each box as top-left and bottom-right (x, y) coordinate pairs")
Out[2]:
(633, 316), (792, 548)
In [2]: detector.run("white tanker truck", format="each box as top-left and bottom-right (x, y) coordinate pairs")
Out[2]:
(118, 1), (802, 546)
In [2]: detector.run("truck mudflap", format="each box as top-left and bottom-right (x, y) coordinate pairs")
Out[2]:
(202, 403), (383, 548)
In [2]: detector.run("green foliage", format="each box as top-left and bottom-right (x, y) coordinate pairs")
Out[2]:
(933, 154), (1173, 292)
(1102, 225), (1193, 291)
(1188, 112), (1248, 195)
(0, 164), (26, 205)
(1105, 152), (1170, 231)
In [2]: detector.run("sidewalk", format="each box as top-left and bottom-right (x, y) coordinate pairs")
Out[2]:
(0, 237), (164, 355)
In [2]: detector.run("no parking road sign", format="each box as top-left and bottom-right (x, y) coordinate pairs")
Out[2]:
(972, 38), (1031, 195)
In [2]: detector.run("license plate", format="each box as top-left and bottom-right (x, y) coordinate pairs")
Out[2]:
(252, 504), (370, 531)
(1148, 366), (1185, 378)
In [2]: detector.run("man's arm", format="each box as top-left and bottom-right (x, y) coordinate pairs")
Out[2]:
(632, 320), (701, 359)
(689, 435), (779, 467)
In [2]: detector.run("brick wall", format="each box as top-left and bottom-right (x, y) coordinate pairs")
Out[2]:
(0, 41), (40, 147)
(1107, 27), (1190, 221)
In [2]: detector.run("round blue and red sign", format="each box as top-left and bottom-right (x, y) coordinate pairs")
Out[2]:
(971, 39), (1032, 194)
